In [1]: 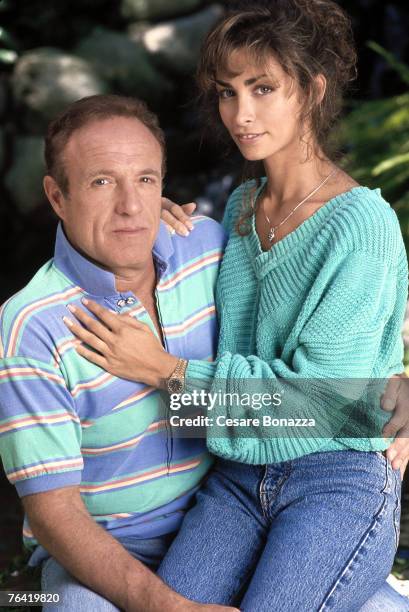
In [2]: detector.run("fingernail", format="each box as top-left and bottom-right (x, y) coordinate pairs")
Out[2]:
(181, 228), (190, 237)
(63, 316), (73, 327)
(187, 222), (194, 230)
(383, 399), (394, 411)
(169, 228), (176, 235)
(388, 449), (397, 461)
(67, 304), (76, 313)
(394, 459), (402, 470)
(82, 298), (89, 305)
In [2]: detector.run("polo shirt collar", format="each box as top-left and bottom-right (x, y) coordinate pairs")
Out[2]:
(53, 221), (174, 297)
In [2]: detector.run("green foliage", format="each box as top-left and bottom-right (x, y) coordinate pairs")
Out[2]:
(339, 44), (409, 254)
(393, 555), (409, 580)
(367, 42), (409, 87)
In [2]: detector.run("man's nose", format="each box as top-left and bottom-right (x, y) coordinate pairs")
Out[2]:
(115, 183), (143, 215)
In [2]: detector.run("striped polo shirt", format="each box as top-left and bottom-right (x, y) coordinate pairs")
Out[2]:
(0, 217), (225, 547)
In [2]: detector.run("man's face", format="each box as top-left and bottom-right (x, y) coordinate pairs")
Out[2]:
(46, 116), (163, 279)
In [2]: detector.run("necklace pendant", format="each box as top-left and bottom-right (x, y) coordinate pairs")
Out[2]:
(267, 227), (275, 243)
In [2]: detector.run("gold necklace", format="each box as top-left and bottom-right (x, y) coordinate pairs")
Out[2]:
(262, 168), (338, 244)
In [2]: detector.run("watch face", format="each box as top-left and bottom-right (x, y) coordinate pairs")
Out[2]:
(168, 378), (183, 394)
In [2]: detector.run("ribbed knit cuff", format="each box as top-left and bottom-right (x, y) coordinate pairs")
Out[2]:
(206, 436), (391, 465)
(186, 360), (217, 393)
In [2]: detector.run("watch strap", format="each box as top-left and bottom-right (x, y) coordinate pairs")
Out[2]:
(166, 358), (188, 393)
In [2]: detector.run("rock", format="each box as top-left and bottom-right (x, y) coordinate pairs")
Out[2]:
(75, 28), (173, 104)
(138, 5), (223, 75)
(121, 0), (203, 21)
(12, 48), (107, 133)
(4, 136), (46, 213)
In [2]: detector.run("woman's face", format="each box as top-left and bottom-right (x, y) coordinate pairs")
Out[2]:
(215, 48), (307, 163)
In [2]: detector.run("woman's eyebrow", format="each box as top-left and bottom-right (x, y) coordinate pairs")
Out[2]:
(215, 74), (267, 87)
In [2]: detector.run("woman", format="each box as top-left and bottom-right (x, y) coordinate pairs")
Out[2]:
(64, 2), (409, 610)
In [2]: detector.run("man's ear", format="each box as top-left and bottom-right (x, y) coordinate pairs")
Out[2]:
(43, 175), (67, 220)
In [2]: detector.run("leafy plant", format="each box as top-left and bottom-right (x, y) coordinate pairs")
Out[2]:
(339, 43), (409, 371)
(339, 43), (409, 252)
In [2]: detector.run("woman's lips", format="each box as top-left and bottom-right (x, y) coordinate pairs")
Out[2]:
(236, 132), (266, 144)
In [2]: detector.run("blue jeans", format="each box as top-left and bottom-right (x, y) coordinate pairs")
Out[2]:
(158, 451), (408, 611)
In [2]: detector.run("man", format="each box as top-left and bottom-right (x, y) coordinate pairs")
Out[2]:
(0, 94), (233, 611)
(0, 94), (408, 611)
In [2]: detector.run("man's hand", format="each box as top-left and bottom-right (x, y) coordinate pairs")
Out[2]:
(382, 373), (409, 477)
(23, 487), (238, 612)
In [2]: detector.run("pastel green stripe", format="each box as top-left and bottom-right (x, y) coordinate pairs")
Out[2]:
(82, 425), (162, 455)
(157, 269), (218, 321)
(163, 312), (215, 340)
(82, 392), (166, 445)
(160, 246), (221, 283)
(63, 353), (105, 385)
(0, 422), (82, 471)
(0, 407), (74, 428)
(82, 457), (212, 515)
(80, 454), (190, 487)
(0, 373), (63, 387)
(13, 291), (82, 358)
(2, 263), (56, 336)
(0, 356), (62, 372)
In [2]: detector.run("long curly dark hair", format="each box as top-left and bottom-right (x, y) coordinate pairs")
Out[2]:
(196, 0), (357, 234)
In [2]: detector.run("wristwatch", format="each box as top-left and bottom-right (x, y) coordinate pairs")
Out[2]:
(166, 358), (188, 394)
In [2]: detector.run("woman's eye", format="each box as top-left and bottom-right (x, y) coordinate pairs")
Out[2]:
(255, 85), (273, 95)
(217, 89), (235, 99)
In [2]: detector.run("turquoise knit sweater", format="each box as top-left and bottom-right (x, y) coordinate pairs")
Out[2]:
(186, 181), (408, 465)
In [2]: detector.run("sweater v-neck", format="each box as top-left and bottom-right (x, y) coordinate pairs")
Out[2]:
(245, 180), (376, 270)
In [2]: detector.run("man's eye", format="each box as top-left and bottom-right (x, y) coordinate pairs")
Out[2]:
(93, 178), (109, 186)
(140, 176), (153, 183)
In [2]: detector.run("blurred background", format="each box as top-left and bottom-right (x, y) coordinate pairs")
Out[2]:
(1, 0), (409, 590)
